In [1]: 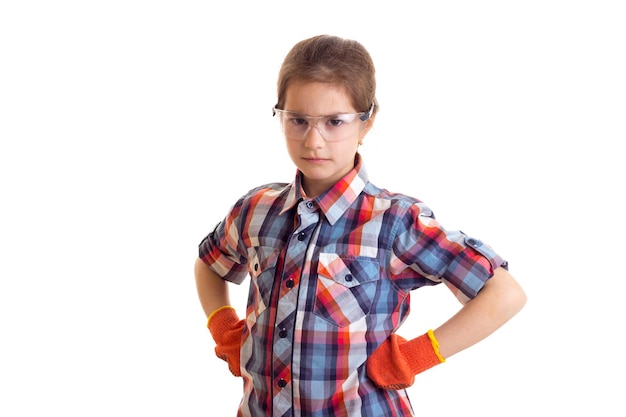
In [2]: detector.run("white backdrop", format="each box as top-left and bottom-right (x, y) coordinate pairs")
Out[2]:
(1, 1), (624, 415)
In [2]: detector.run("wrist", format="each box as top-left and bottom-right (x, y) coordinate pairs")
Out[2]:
(207, 306), (240, 342)
(399, 331), (445, 376)
(207, 305), (236, 326)
(427, 329), (446, 363)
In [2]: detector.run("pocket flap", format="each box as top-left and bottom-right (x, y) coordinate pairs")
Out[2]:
(318, 253), (379, 288)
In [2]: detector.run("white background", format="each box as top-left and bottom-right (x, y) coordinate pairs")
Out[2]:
(1, 1), (624, 415)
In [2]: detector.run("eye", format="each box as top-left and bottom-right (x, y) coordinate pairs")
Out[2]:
(285, 113), (308, 127)
(327, 118), (344, 127)
(290, 117), (307, 126)
(325, 114), (355, 128)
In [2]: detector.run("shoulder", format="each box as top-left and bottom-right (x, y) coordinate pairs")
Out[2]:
(229, 182), (293, 215)
(237, 182), (291, 201)
(362, 182), (434, 218)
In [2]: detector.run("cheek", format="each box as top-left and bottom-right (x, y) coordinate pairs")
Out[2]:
(358, 127), (371, 143)
(336, 141), (360, 162)
(285, 139), (300, 159)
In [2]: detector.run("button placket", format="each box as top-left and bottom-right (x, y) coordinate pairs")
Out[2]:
(271, 200), (319, 416)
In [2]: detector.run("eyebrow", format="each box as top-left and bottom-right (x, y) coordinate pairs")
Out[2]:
(283, 110), (356, 118)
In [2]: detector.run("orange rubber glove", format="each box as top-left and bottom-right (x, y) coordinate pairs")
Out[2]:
(367, 330), (446, 390)
(207, 306), (245, 377)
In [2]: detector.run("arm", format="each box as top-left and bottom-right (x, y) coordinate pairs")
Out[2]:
(194, 256), (232, 317)
(434, 266), (527, 358)
(367, 266), (526, 389)
(194, 257), (244, 376)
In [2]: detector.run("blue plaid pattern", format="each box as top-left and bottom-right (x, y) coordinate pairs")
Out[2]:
(199, 155), (506, 417)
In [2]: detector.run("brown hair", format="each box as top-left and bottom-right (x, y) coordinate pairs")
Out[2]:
(276, 35), (378, 115)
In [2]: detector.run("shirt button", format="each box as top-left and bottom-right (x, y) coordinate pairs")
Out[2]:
(279, 328), (288, 338)
(254, 263), (259, 271)
(345, 274), (353, 282)
(305, 201), (314, 209)
(467, 238), (482, 247)
(297, 232), (306, 241)
(286, 279), (294, 288)
(278, 379), (287, 388)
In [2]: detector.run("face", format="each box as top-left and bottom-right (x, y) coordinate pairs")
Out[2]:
(281, 82), (374, 197)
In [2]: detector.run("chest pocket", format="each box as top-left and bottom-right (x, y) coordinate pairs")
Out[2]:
(314, 253), (380, 327)
(247, 246), (280, 318)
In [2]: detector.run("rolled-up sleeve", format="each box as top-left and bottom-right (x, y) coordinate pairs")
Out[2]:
(390, 202), (507, 302)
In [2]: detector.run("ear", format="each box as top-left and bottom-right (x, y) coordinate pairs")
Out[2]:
(359, 112), (376, 142)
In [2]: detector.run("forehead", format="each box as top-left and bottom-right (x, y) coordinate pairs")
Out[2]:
(284, 81), (356, 115)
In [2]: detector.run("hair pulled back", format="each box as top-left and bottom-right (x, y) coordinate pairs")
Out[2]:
(276, 35), (378, 115)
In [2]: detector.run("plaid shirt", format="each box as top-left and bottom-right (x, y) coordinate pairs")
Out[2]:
(199, 155), (506, 417)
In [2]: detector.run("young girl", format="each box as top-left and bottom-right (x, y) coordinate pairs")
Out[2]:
(194, 34), (526, 417)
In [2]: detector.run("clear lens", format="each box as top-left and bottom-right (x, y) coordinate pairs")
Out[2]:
(274, 110), (366, 142)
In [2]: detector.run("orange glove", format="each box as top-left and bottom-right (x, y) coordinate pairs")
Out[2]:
(367, 330), (445, 390)
(207, 306), (245, 377)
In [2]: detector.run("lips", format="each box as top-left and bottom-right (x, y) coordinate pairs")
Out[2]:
(303, 157), (329, 164)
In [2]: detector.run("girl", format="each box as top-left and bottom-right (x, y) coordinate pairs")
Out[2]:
(195, 34), (526, 417)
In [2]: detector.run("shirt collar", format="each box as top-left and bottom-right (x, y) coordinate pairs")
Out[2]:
(280, 154), (369, 225)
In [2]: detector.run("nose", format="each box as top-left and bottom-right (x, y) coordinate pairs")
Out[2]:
(302, 123), (325, 147)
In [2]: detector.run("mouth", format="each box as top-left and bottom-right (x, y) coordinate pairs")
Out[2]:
(302, 157), (329, 164)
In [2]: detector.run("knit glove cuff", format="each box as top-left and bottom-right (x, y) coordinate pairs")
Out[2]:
(207, 306), (239, 342)
(367, 330), (445, 390)
(207, 306), (244, 376)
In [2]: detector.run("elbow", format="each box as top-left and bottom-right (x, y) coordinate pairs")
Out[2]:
(496, 270), (527, 320)
(507, 284), (527, 318)
(483, 267), (527, 322)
